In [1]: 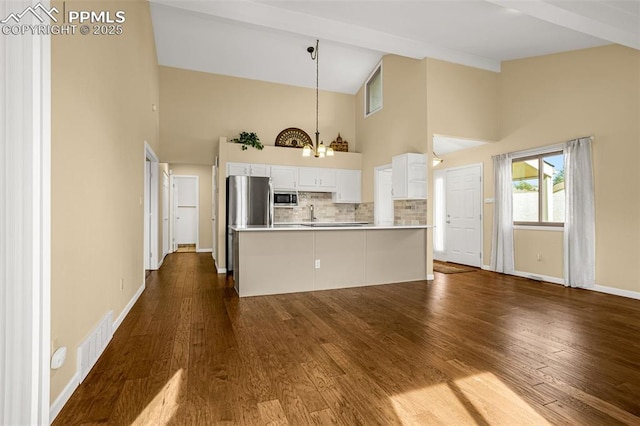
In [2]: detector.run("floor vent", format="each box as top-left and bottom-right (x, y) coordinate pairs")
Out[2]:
(77, 311), (113, 383)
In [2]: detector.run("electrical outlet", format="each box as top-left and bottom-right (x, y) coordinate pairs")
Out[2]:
(119, 278), (124, 291)
(315, 259), (321, 269)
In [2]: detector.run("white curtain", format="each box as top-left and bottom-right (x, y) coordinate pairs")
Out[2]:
(491, 154), (515, 273)
(563, 137), (596, 288)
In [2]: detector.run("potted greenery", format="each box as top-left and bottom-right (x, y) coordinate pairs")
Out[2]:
(230, 132), (264, 151)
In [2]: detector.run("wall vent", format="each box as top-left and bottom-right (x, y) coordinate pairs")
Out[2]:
(77, 311), (113, 383)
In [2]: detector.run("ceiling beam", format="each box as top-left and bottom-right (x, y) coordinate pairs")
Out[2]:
(485, 0), (640, 50)
(150, 0), (502, 72)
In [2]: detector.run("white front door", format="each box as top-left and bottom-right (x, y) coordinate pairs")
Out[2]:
(375, 166), (394, 226)
(173, 176), (199, 250)
(446, 165), (482, 267)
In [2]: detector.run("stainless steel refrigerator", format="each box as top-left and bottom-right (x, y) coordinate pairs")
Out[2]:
(226, 175), (273, 272)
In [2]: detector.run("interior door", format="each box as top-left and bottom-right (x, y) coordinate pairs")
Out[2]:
(446, 165), (482, 267)
(162, 171), (170, 256)
(212, 165), (218, 264)
(174, 176), (198, 249)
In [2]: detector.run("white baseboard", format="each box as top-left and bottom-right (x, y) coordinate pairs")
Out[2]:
(426, 274), (435, 280)
(483, 267), (639, 301)
(114, 282), (145, 331)
(217, 268), (227, 274)
(50, 281), (146, 423)
(512, 270), (564, 285)
(592, 285), (640, 300)
(482, 265), (492, 271)
(49, 372), (80, 423)
(197, 248), (213, 253)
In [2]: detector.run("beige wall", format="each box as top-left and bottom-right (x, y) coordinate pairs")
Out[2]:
(50, 0), (159, 403)
(169, 164), (213, 250)
(425, 58), (500, 143)
(439, 45), (640, 292)
(159, 66), (356, 165)
(356, 55), (428, 203)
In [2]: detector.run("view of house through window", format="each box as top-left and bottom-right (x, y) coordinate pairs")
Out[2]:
(365, 63), (382, 116)
(512, 152), (565, 225)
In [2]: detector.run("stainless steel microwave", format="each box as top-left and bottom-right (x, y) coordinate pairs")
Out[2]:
(273, 191), (298, 207)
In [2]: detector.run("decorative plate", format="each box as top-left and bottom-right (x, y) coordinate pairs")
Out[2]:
(275, 128), (312, 149)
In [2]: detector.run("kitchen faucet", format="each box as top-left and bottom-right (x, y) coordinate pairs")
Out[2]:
(309, 204), (316, 222)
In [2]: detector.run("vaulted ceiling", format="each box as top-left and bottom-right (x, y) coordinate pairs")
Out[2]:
(149, 0), (640, 94)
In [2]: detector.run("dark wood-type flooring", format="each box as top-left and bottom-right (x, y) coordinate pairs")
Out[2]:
(54, 253), (640, 425)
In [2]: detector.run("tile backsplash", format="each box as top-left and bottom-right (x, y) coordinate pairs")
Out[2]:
(275, 193), (427, 225)
(274, 192), (357, 223)
(394, 199), (427, 225)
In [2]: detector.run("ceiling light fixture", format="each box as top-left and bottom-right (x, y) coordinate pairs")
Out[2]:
(432, 152), (443, 167)
(303, 40), (334, 158)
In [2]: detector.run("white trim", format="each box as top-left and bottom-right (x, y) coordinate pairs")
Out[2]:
(512, 270), (565, 285)
(364, 60), (383, 117)
(49, 281), (144, 424)
(478, 266), (639, 301)
(1, 1), (51, 423)
(113, 282), (146, 332)
(197, 248), (213, 253)
(48, 372), (80, 424)
(426, 274), (435, 281)
(513, 225), (563, 232)
(510, 143), (565, 160)
(144, 143), (160, 272)
(217, 268), (228, 274)
(592, 285), (640, 301)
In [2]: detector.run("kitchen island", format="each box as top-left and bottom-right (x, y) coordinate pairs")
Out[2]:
(231, 224), (432, 297)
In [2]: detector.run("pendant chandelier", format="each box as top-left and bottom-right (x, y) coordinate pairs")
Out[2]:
(303, 40), (334, 158)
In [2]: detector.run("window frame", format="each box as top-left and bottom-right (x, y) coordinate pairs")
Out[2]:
(512, 150), (564, 227)
(364, 61), (383, 117)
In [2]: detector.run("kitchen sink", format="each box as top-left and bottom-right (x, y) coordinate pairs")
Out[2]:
(301, 222), (369, 227)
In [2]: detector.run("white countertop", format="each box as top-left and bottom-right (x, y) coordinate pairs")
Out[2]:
(231, 223), (433, 231)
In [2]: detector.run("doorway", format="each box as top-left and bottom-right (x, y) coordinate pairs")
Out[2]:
(374, 165), (394, 226)
(171, 175), (199, 252)
(434, 163), (483, 267)
(212, 164), (219, 265)
(162, 170), (170, 259)
(143, 143), (159, 271)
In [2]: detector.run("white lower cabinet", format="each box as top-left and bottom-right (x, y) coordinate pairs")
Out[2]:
(332, 169), (361, 203)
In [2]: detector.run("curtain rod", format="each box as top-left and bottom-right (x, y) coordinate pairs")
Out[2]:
(506, 135), (593, 160)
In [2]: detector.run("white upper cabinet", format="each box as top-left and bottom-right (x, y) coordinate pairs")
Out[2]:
(297, 167), (337, 192)
(392, 153), (427, 199)
(271, 166), (297, 190)
(226, 162), (271, 177)
(333, 169), (361, 203)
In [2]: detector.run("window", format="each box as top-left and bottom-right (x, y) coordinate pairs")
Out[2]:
(365, 62), (382, 116)
(512, 152), (564, 225)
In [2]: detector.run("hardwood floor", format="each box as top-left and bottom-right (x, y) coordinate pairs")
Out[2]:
(53, 253), (640, 425)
